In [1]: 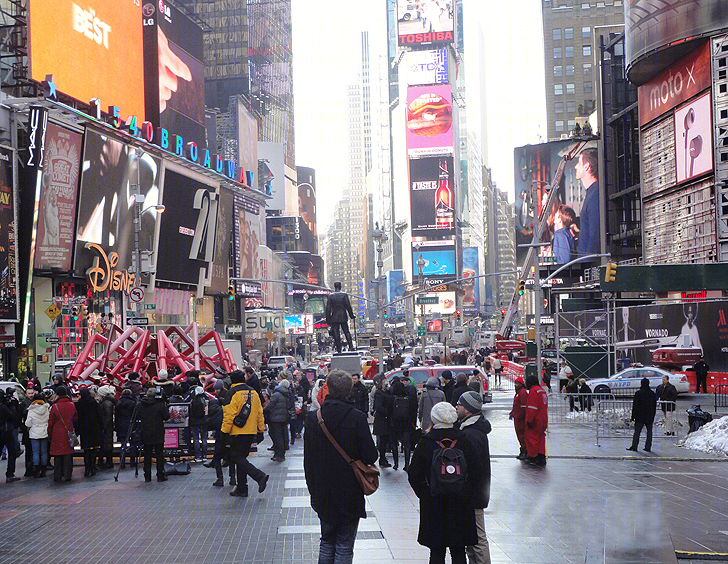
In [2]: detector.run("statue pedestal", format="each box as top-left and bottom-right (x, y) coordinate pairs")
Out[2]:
(330, 352), (362, 376)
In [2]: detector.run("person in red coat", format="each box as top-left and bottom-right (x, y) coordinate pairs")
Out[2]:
(524, 374), (548, 466)
(47, 387), (78, 482)
(509, 377), (528, 460)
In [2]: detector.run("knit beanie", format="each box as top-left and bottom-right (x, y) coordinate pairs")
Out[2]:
(458, 391), (482, 414)
(430, 402), (458, 429)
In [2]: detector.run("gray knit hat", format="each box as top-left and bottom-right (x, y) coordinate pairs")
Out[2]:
(425, 377), (440, 389)
(458, 391), (482, 414)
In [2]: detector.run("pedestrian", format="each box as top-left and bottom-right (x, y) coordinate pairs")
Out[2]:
(692, 356), (709, 393)
(456, 391), (492, 564)
(303, 369), (378, 564)
(441, 370), (455, 403)
(408, 402), (477, 564)
(627, 377), (657, 452)
(348, 373), (369, 416)
(371, 375), (392, 467)
(656, 374), (678, 436)
(221, 370), (269, 497)
(190, 386), (209, 462)
(75, 387), (103, 477)
(578, 379), (592, 412)
(290, 372), (306, 444)
(419, 377), (445, 431)
(47, 386), (77, 482)
(509, 376), (528, 460)
(450, 373), (470, 407)
(24, 394), (50, 478)
(0, 388), (21, 482)
(525, 373), (548, 466)
(264, 378), (290, 462)
(98, 385), (117, 469)
(137, 388), (170, 482)
(19, 387), (36, 477)
(115, 389), (137, 469)
(388, 380), (414, 471)
(563, 374), (580, 412)
(492, 357), (502, 387)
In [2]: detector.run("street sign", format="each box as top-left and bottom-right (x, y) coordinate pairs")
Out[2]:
(226, 325), (242, 335)
(417, 327), (426, 336)
(45, 304), (61, 321)
(469, 327), (476, 336)
(266, 321), (273, 330)
(266, 330), (275, 340)
(61, 308), (70, 315)
(143, 303), (156, 310)
(128, 318), (149, 326)
(416, 296), (439, 305)
(46, 337), (60, 343)
(129, 287), (144, 303)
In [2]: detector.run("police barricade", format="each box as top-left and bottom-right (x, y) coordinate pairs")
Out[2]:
(595, 399), (676, 447)
(548, 392), (598, 426)
(715, 384), (728, 413)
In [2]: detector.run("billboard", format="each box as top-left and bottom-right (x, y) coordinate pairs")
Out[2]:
(35, 124), (82, 271)
(461, 247), (479, 312)
(157, 167), (219, 286)
(285, 314), (314, 335)
(406, 84), (454, 157)
(412, 241), (456, 279)
(409, 155), (455, 238)
(406, 49), (448, 86)
(297, 166), (317, 237)
(386, 270), (406, 319)
(421, 291), (456, 315)
(397, 0), (455, 48)
(143, 0), (206, 150)
(233, 192), (264, 295)
(28, 0), (144, 120)
(75, 129), (162, 274)
(208, 187), (233, 294)
(0, 146), (18, 322)
(514, 139), (600, 266)
(258, 142), (285, 211)
(237, 102), (259, 182)
(674, 92), (713, 184)
(625, 0), (728, 72)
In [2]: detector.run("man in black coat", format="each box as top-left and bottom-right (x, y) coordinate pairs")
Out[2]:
(441, 370), (455, 404)
(138, 388), (170, 482)
(656, 374), (678, 436)
(627, 377), (657, 452)
(304, 370), (378, 564)
(325, 281), (355, 353)
(450, 373), (470, 407)
(349, 373), (369, 416)
(693, 356), (709, 394)
(456, 391), (492, 564)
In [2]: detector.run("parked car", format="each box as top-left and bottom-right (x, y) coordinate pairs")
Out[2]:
(385, 365), (492, 403)
(586, 366), (690, 396)
(267, 355), (299, 372)
(0, 381), (25, 400)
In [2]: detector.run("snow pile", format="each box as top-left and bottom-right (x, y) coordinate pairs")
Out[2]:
(681, 416), (728, 457)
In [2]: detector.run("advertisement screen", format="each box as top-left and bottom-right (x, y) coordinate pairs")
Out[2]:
(285, 314), (314, 335)
(237, 101), (259, 182)
(233, 193), (264, 295)
(406, 49), (448, 86)
(674, 92), (713, 184)
(258, 142), (285, 211)
(0, 146), (18, 322)
(297, 166), (317, 237)
(461, 247), (479, 312)
(208, 187), (233, 294)
(157, 167), (219, 285)
(397, 0), (455, 47)
(421, 291), (456, 315)
(75, 129), (162, 274)
(386, 270), (406, 319)
(412, 242), (456, 278)
(35, 124), (82, 271)
(514, 139), (600, 266)
(409, 156), (455, 238)
(406, 84), (454, 157)
(427, 319), (443, 332)
(29, 0), (145, 120)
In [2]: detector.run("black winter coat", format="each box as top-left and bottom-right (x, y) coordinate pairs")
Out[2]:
(442, 380), (455, 403)
(264, 387), (289, 423)
(656, 382), (677, 412)
(303, 399), (378, 521)
(388, 385), (416, 434)
(632, 382), (657, 424)
(407, 427), (478, 549)
(207, 398), (224, 431)
(115, 396), (137, 439)
(137, 396), (170, 444)
(99, 396), (116, 451)
(458, 415), (492, 509)
(75, 396), (103, 449)
(450, 383), (470, 407)
(372, 389), (391, 436)
(350, 382), (369, 415)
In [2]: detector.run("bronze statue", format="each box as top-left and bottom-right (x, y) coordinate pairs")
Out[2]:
(325, 281), (355, 353)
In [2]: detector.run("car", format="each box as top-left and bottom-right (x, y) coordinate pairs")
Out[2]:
(385, 365), (492, 403)
(0, 381), (25, 400)
(585, 366), (690, 396)
(267, 355), (299, 372)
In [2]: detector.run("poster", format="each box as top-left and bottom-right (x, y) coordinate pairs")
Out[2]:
(0, 146), (18, 321)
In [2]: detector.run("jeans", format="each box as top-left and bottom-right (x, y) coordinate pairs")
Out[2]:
(318, 517), (359, 564)
(229, 434), (266, 493)
(31, 438), (49, 468)
(191, 424), (208, 459)
(429, 546), (466, 564)
(631, 421), (653, 450)
(269, 422), (286, 458)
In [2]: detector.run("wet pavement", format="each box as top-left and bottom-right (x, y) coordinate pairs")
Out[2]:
(0, 387), (725, 563)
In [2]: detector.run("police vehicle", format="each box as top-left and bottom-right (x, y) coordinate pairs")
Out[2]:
(586, 366), (690, 396)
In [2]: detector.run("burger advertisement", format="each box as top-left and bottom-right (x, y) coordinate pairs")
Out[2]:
(406, 84), (454, 157)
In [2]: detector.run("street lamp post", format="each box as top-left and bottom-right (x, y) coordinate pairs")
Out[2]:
(416, 247), (425, 363)
(372, 222), (388, 373)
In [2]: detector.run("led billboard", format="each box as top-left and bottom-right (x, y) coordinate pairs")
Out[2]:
(258, 142), (285, 211)
(297, 166), (317, 237)
(406, 84), (454, 157)
(285, 314), (314, 335)
(406, 49), (448, 86)
(28, 0), (145, 119)
(237, 101), (259, 182)
(0, 146), (18, 322)
(409, 155), (455, 238)
(674, 92), (713, 184)
(208, 187), (233, 294)
(386, 270), (406, 319)
(412, 241), (456, 279)
(143, 0), (206, 150)
(461, 247), (479, 312)
(514, 139), (600, 266)
(35, 124), (82, 271)
(233, 192), (264, 296)
(397, 0), (455, 48)
(421, 291), (456, 315)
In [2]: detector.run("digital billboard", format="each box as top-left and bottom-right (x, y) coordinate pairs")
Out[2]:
(421, 291), (456, 315)
(0, 146), (18, 322)
(233, 193), (264, 295)
(461, 247), (479, 312)
(386, 270), (406, 319)
(297, 166), (317, 237)
(35, 124), (82, 271)
(412, 241), (456, 279)
(157, 166), (219, 286)
(514, 139), (600, 266)
(285, 314), (314, 335)
(397, 0), (455, 48)
(208, 187), (233, 294)
(406, 49), (448, 86)
(409, 155), (455, 238)
(406, 84), (454, 157)
(237, 101), (259, 182)
(75, 129), (162, 275)
(674, 92), (713, 184)
(258, 142), (285, 211)
(28, 0), (145, 120)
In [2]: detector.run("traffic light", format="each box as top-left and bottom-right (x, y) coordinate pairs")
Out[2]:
(71, 306), (79, 321)
(455, 309), (461, 323)
(81, 305), (88, 321)
(500, 309), (506, 320)
(227, 285), (235, 301)
(604, 262), (617, 283)
(383, 310), (388, 319)
(517, 280), (526, 296)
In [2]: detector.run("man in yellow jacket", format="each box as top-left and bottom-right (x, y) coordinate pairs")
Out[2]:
(222, 370), (269, 497)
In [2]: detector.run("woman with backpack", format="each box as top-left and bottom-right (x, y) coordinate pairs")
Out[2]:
(407, 402), (477, 564)
(418, 377), (445, 431)
(388, 380), (415, 471)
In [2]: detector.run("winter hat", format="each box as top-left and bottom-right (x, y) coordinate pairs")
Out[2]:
(157, 369), (169, 381)
(430, 402), (458, 429)
(514, 376), (525, 386)
(194, 386), (204, 396)
(98, 385), (116, 397)
(458, 391), (482, 414)
(213, 379), (226, 390)
(425, 377), (440, 389)
(278, 379), (290, 389)
(121, 389), (132, 397)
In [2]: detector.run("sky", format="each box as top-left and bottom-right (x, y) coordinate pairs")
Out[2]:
(291, 0), (547, 232)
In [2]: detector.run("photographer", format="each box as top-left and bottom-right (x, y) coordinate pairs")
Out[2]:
(138, 388), (170, 482)
(0, 388), (21, 482)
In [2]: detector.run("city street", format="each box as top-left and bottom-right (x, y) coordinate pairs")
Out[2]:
(0, 387), (726, 564)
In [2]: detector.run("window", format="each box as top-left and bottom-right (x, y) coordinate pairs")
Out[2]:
(554, 65), (563, 76)
(554, 101), (564, 112)
(581, 2), (590, 7)
(566, 64), (575, 76)
(583, 63), (592, 76)
(566, 83), (575, 94)
(553, 28), (561, 41)
(568, 119), (576, 130)
(582, 26), (591, 38)
(564, 27), (574, 39)
(554, 84), (563, 95)
(584, 81), (593, 93)
(565, 46), (574, 57)
(555, 120), (564, 132)
(567, 100), (576, 113)
(554, 47), (562, 58)
(583, 45), (592, 57)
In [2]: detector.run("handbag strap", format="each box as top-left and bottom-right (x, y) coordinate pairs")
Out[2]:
(54, 403), (71, 434)
(316, 409), (354, 465)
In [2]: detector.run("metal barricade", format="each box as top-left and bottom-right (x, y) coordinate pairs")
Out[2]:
(549, 392), (598, 426)
(488, 373), (516, 393)
(595, 399), (676, 446)
(715, 384), (728, 413)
